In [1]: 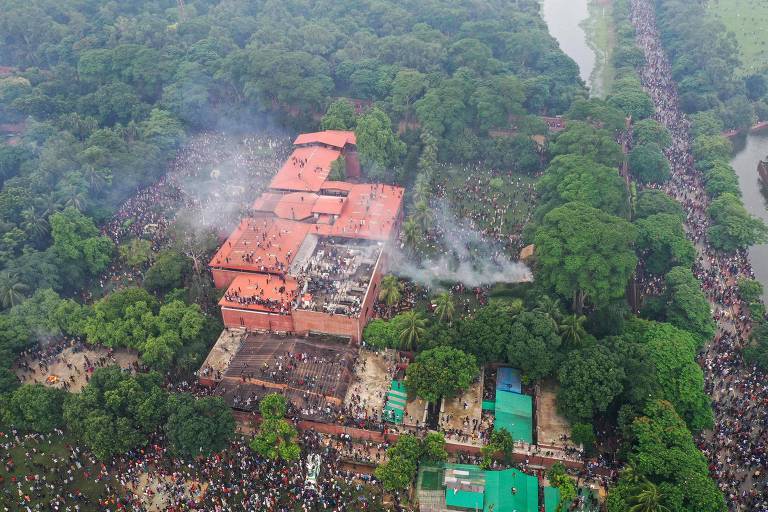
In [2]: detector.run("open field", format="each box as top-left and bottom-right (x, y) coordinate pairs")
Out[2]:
(708, 0), (768, 74)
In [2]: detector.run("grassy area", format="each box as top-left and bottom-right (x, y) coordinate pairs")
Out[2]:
(0, 434), (116, 509)
(583, 0), (616, 97)
(708, 0), (768, 75)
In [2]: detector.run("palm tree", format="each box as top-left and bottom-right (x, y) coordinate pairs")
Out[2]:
(628, 480), (670, 512)
(378, 274), (402, 318)
(21, 207), (49, 240)
(433, 292), (455, 324)
(559, 313), (588, 347)
(63, 190), (86, 211)
(82, 165), (112, 192)
(412, 176), (431, 205)
(534, 295), (562, 325)
(398, 310), (427, 351)
(412, 200), (434, 232)
(402, 217), (420, 252)
(0, 272), (28, 309)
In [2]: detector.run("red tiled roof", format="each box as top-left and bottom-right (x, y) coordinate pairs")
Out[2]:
(252, 192), (283, 212)
(269, 146), (342, 192)
(312, 195), (346, 215)
(219, 274), (299, 313)
(273, 192), (318, 221)
(312, 183), (405, 241)
(293, 130), (356, 149)
(209, 217), (310, 274)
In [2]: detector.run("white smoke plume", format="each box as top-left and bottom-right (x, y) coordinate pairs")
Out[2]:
(391, 201), (533, 288)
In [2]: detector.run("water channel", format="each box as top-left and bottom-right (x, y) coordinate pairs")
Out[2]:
(540, 0), (599, 95)
(731, 130), (768, 299)
(540, 0), (768, 295)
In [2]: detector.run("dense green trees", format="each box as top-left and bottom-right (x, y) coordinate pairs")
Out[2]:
(506, 311), (563, 381)
(628, 143), (670, 184)
(635, 214), (695, 275)
(405, 346), (478, 403)
(63, 367), (168, 460)
(534, 202), (637, 312)
(143, 249), (192, 294)
(165, 394), (235, 458)
(607, 400), (725, 512)
(557, 345), (625, 423)
(250, 393), (301, 462)
(536, 155), (629, 219)
(632, 119), (672, 149)
(549, 122), (624, 167)
(634, 190), (684, 220)
(81, 288), (206, 370)
(708, 193), (768, 252)
(2, 384), (66, 432)
(619, 320), (713, 432)
(375, 433), (447, 491)
(663, 267), (716, 345)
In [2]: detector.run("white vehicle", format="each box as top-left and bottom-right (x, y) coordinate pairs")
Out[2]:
(305, 453), (321, 489)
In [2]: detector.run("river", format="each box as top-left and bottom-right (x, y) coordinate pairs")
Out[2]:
(540, 0), (601, 95)
(731, 129), (768, 299)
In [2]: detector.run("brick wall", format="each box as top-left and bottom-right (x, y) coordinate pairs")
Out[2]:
(221, 307), (295, 333)
(292, 309), (360, 341)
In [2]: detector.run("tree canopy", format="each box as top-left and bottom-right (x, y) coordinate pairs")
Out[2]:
(405, 346), (478, 402)
(534, 202), (637, 312)
(549, 121), (624, 167)
(537, 155), (629, 220)
(63, 367), (168, 460)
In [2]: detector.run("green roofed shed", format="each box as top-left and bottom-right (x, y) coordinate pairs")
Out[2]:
(420, 463), (539, 512)
(445, 489), (484, 509)
(484, 468), (538, 512)
(494, 390), (533, 443)
(544, 486), (561, 512)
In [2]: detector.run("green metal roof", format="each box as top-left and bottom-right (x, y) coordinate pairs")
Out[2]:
(544, 486), (562, 512)
(423, 463), (539, 512)
(445, 488), (484, 509)
(494, 390), (533, 444)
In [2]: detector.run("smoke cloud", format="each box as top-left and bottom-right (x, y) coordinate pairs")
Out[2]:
(391, 201), (532, 288)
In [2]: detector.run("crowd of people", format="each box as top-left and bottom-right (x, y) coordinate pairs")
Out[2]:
(95, 133), (291, 296)
(631, 1), (768, 509)
(1, 426), (395, 512)
(430, 164), (538, 255)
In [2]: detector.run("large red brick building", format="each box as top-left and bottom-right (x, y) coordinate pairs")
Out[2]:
(209, 130), (404, 342)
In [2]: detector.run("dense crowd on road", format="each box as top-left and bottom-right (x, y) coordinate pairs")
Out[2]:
(631, 1), (768, 509)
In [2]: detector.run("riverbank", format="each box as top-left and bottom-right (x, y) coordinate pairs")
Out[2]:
(724, 120), (768, 139)
(582, 0), (616, 97)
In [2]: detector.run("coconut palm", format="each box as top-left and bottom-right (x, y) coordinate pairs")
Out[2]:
(21, 207), (49, 240)
(378, 274), (402, 318)
(628, 480), (670, 512)
(559, 313), (588, 347)
(62, 190), (86, 211)
(412, 175), (432, 205)
(433, 292), (455, 324)
(412, 200), (434, 232)
(534, 295), (562, 325)
(402, 217), (420, 252)
(82, 164), (112, 192)
(0, 272), (28, 309)
(397, 310), (427, 351)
